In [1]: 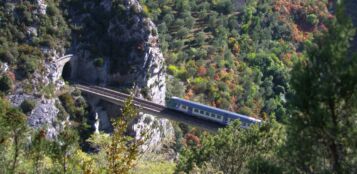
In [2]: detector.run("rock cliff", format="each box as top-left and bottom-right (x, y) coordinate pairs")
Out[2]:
(65, 0), (174, 153)
(3, 0), (72, 138)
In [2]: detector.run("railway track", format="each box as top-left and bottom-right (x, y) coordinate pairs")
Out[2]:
(75, 84), (225, 131)
(90, 85), (166, 111)
(76, 84), (165, 112)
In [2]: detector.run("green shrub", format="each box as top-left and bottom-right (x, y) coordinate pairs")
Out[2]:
(0, 75), (12, 93)
(307, 14), (319, 26)
(192, 77), (208, 92)
(20, 99), (36, 113)
(168, 65), (179, 76)
(59, 93), (76, 116)
(16, 55), (37, 78)
(47, 5), (59, 16)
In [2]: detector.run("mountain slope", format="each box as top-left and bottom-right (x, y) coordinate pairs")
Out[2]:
(142, 0), (331, 120)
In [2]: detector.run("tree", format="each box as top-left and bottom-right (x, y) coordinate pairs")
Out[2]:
(29, 129), (50, 174)
(107, 95), (145, 174)
(196, 32), (206, 46)
(284, 5), (357, 173)
(0, 75), (12, 93)
(175, 120), (285, 173)
(176, 27), (189, 39)
(88, 94), (146, 174)
(163, 13), (175, 25)
(51, 127), (79, 174)
(0, 108), (27, 173)
(306, 14), (319, 26)
(0, 97), (10, 172)
(184, 15), (195, 29)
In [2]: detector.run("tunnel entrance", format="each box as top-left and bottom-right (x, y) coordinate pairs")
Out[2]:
(62, 62), (72, 82)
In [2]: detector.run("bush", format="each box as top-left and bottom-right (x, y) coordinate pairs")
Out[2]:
(196, 32), (206, 46)
(47, 5), (59, 16)
(176, 28), (189, 39)
(20, 99), (36, 113)
(0, 75), (12, 93)
(16, 55), (37, 78)
(193, 77), (208, 92)
(59, 93), (76, 116)
(168, 65), (179, 76)
(306, 14), (319, 26)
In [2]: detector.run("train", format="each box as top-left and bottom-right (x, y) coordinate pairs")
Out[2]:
(167, 97), (261, 127)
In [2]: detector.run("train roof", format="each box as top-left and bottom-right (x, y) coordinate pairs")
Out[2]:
(171, 97), (261, 122)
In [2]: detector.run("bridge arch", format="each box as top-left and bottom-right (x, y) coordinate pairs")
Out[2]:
(53, 54), (72, 82)
(62, 61), (71, 82)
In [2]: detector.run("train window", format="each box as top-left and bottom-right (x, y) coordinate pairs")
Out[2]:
(211, 113), (216, 118)
(200, 110), (204, 114)
(217, 115), (223, 120)
(181, 105), (187, 109)
(194, 108), (199, 112)
(205, 112), (210, 116)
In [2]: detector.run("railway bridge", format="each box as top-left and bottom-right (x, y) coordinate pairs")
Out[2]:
(76, 84), (225, 131)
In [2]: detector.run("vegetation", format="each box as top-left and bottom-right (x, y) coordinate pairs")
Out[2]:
(0, 0), (356, 174)
(176, 119), (285, 173)
(0, 75), (13, 93)
(142, 0), (331, 121)
(133, 157), (176, 174)
(0, 93), (145, 173)
(283, 6), (357, 173)
(20, 99), (36, 114)
(176, 3), (357, 174)
(0, 0), (69, 82)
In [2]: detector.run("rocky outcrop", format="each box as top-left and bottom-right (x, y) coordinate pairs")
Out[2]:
(36, 0), (47, 15)
(133, 114), (174, 152)
(5, 0), (71, 139)
(28, 99), (63, 139)
(67, 0), (173, 153)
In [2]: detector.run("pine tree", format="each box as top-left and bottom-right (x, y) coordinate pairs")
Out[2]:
(285, 3), (357, 173)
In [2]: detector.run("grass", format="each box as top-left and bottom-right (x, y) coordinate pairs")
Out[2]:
(132, 155), (176, 174)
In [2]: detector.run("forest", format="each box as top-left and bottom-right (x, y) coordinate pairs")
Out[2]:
(0, 0), (356, 173)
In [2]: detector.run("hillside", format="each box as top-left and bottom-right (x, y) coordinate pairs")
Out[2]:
(0, 0), (356, 173)
(141, 0), (331, 121)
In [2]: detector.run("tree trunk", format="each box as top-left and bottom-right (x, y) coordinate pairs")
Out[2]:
(328, 99), (342, 173)
(11, 133), (19, 174)
(63, 154), (67, 174)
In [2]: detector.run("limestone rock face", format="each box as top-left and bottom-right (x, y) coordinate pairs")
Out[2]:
(28, 99), (62, 139)
(67, 0), (173, 154)
(36, 0), (47, 15)
(4, 0), (70, 139)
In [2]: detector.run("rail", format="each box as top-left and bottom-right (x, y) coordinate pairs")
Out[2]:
(75, 84), (224, 131)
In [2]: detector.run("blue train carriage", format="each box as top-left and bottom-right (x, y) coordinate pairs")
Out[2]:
(167, 97), (261, 128)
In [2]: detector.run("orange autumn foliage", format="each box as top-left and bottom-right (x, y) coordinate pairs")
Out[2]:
(197, 66), (207, 76)
(274, 0), (331, 42)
